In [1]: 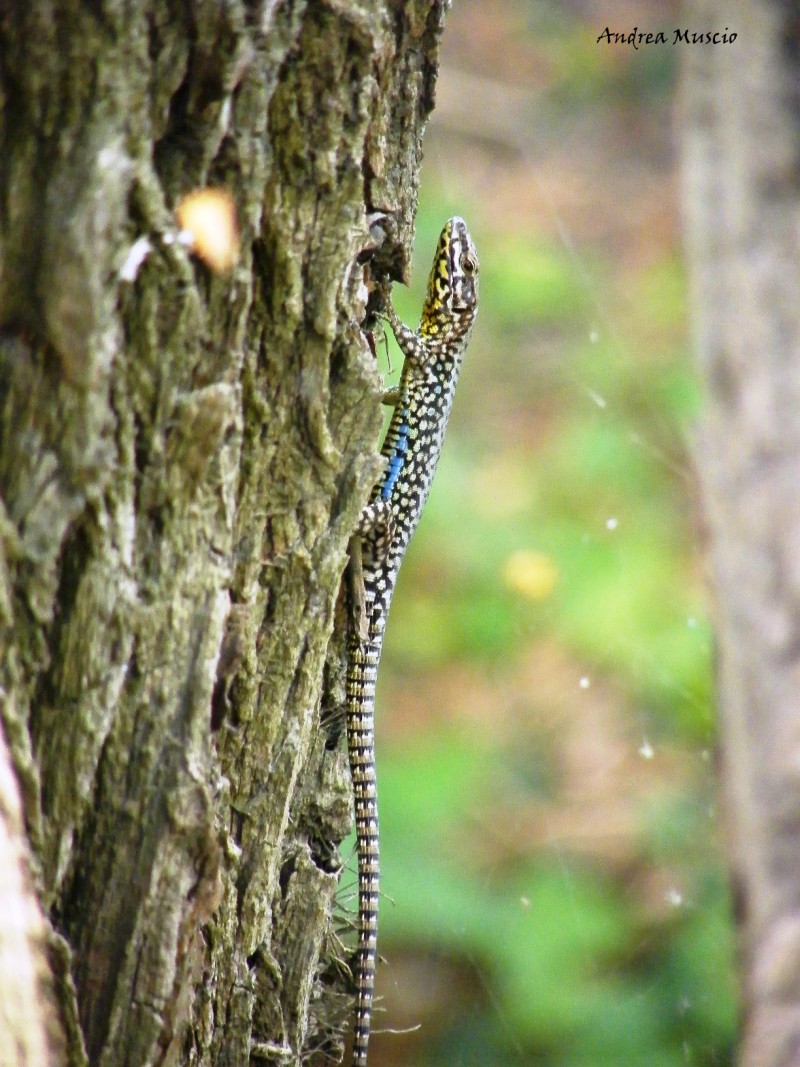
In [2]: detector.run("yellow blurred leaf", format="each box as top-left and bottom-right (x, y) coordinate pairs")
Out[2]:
(502, 549), (558, 600)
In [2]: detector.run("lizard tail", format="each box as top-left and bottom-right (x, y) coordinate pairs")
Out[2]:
(346, 645), (381, 1066)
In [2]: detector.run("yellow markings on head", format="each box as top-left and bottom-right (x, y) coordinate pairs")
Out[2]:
(420, 215), (479, 330)
(420, 310), (440, 334)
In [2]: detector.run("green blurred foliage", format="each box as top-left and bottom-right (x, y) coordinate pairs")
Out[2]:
(348, 3), (737, 1064)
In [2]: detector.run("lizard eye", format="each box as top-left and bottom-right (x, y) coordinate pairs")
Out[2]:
(460, 253), (476, 275)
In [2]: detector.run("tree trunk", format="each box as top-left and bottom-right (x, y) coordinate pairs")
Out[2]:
(0, 3), (448, 1064)
(682, 3), (800, 1064)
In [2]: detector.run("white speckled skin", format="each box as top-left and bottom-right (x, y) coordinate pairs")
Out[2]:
(347, 217), (479, 1066)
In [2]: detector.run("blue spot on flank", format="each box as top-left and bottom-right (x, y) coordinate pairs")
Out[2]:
(381, 414), (409, 501)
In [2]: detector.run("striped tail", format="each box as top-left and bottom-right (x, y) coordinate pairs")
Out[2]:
(346, 638), (381, 1066)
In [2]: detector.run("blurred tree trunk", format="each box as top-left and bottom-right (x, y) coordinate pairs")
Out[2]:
(682, 2), (800, 1064)
(0, 3), (448, 1065)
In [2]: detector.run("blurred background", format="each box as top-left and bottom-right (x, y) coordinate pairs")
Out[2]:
(346, 1), (737, 1063)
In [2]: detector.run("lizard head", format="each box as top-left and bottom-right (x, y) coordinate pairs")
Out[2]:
(422, 215), (479, 327)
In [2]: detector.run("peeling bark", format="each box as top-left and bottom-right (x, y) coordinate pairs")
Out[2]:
(0, 3), (449, 1064)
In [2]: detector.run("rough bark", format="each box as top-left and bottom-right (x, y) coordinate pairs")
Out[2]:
(0, 2), (448, 1064)
(682, 2), (800, 1064)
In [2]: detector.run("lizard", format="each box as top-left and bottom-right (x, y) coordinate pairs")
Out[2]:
(346, 216), (479, 1066)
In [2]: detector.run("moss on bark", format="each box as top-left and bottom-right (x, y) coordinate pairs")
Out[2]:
(0, 2), (449, 1063)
